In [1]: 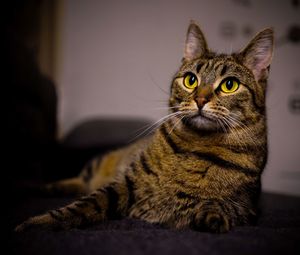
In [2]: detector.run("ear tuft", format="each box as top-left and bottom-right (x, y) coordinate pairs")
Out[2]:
(239, 28), (274, 81)
(184, 21), (208, 61)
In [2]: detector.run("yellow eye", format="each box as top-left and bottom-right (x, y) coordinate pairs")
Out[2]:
(220, 78), (239, 93)
(183, 73), (198, 89)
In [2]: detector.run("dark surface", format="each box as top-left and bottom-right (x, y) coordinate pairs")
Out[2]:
(9, 192), (300, 255)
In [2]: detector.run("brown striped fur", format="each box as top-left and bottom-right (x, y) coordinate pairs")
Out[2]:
(15, 21), (274, 233)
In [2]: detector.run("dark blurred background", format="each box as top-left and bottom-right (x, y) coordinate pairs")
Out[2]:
(5, 0), (59, 184)
(4, 0), (300, 196)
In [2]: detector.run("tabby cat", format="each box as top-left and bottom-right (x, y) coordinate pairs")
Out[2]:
(15, 21), (274, 233)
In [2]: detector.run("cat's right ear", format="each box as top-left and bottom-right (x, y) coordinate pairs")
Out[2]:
(239, 28), (274, 81)
(184, 21), (208, 62)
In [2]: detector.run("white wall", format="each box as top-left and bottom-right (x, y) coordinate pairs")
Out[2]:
(57, 0), (300, 195)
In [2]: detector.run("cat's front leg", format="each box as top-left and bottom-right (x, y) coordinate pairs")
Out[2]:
(15, 183), (127, 232)
(15, 193), (107, 231)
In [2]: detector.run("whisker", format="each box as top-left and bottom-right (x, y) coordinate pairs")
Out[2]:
(128, 111), (184, 143)
(205, 108), (249, 150)
(226, 115), (256, 139)
(168, 113), (188, 135)
(224, 115), (262, 149)
(216, 119), (225, 133)
(221, 116), (248, 150)
(207, 106), (259, 149)
(148, 73), (169, 96)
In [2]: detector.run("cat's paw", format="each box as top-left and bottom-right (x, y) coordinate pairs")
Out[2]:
(204, 212), (230, 233)
(15, 214), (58, 232)
(14, 220), (32, 232)
(193, 211), (231, 233)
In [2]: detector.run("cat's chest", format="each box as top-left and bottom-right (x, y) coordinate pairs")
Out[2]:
(159, 152), (211, 176)
(143, 150), (218, 195)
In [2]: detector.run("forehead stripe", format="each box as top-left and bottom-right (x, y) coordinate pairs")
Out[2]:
(205, 61), (211, 71)
(220, 65), (227, 76)
(196, 63), (204, 73)
(213, 62), (222, 71)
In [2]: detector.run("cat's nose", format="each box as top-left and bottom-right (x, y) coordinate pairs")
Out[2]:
(195, 97), (209, 109)
(195, 85), (212, 109)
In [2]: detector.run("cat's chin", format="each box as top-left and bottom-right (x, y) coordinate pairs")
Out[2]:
(184, 115), (219, 131)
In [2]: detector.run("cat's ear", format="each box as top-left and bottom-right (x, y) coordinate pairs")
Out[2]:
(239, 28), (274, 81)
(184, 21), (208, 61)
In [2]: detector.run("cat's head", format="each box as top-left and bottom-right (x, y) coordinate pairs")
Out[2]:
(169, 21), (274, 132)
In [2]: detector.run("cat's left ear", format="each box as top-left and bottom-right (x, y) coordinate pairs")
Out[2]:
(239, 28), (274, 81)
(184, 21), (208, 61)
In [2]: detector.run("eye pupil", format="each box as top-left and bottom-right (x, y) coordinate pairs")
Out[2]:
(189, 75), (195, 84)
(226, 80), (233, 90)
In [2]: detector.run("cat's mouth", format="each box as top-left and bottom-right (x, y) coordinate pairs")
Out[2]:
(184, 110), (219, 130)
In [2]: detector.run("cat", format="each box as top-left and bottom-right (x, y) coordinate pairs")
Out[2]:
(15, 21), (274, 233)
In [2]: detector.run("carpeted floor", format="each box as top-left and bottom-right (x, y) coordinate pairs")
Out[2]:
(9, 192), (300, 255)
